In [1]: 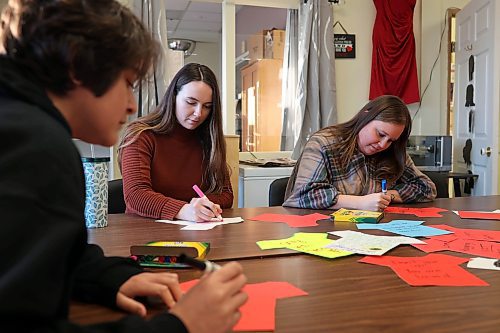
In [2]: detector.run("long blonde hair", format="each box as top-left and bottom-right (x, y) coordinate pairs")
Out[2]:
(118, 63), (229, 193)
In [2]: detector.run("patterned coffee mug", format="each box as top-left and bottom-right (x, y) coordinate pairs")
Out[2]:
(82, 157), (109, 228)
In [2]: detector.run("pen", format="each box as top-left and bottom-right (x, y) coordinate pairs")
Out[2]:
(192, 184), (223, 220)
(381, 179), (387, 194)
(178, 253), (221, 273)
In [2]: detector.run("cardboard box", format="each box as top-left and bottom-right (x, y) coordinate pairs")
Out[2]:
(264, 29), (285, 59)
(247, 29), (285, 61)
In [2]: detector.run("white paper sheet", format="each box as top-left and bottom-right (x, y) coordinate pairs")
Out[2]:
(467, 257), (500, 271)
(326, 230), (424, 256)
(156, 217), (243, 230)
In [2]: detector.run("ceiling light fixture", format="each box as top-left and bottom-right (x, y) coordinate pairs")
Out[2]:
(167, 39), (196, 57)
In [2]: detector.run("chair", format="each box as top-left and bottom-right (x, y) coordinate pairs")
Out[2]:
(268, 177), (290, 206)
(422, 171), (449, 199)
(108, 179), (126, 214)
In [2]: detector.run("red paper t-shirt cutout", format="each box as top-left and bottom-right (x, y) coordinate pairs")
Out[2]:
(458, 210), (500, 220)
(431, 224), (500, 242)
(359, 253), (488, 286)
(180, 280), (308, 331)
(413, 237), (500, 259)
(384, 206), (447, 217)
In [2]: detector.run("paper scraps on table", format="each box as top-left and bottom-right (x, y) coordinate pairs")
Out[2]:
(257, 232), (353, 259)
(467, 257), (500, 271)
(180, 280), (308, 331)
(249, 213), (330, 228)
(356, 220), (452, 237)
(326, 230), (424, 256)
(383, 206), (448, 217)
(359, 253), (488, 286)
(155, 217), (243, 230)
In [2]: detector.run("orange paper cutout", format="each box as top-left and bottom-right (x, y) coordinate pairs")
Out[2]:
(458, 210), (500, 220)
(413, 237), (500, 259)
(359, 253), (488, 286)
(180, 280), (308, 331)
(431, 224), (500, 242)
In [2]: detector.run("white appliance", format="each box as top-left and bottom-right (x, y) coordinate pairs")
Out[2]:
(238, 165), (293, 208)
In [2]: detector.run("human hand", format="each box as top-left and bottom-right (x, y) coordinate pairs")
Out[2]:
(386, 190), (401, 203)
(358, 193), (391, 211)
(116, 272), (183, 317)
(170, 261), (248, 333)
(177, 197), (223, 222)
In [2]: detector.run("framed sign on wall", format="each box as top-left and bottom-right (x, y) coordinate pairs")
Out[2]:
(333, 21), (355, 59)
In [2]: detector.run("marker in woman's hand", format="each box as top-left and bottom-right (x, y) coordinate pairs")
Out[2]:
(192, 185), (223, 220)
(381, 179), (387, 195)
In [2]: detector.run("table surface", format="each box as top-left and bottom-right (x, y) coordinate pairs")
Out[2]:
(73, 196), (500, 333)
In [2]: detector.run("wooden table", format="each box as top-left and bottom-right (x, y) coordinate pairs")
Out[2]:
(72, 196), (500, 333)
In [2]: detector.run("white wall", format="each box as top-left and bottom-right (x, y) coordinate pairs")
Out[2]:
(332, 0), (378, 123)
(333, 0), (469, 135)
(419, 0), (469, 135)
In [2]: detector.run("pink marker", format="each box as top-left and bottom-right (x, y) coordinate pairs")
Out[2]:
(192, 184), (206, 198)
(192, 185), (223, 220)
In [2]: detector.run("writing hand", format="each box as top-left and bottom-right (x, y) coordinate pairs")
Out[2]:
(359, 193), (391, 211)
(117, 272), (183, 317)
(177, 197), (223, 222)
(170, 261), (248, 333)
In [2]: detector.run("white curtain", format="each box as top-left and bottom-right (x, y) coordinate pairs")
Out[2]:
(281, 9), (299, 151)
(130, 0), (170, 117)
(290, 0), (337, 158)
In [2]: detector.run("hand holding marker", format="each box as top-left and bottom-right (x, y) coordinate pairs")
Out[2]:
(179, 253), (221, 274)
(192, 184), (223, 221)
(381, 179), (389, 211)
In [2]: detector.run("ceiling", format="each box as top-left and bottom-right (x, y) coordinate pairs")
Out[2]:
(165, 0), (240, 43)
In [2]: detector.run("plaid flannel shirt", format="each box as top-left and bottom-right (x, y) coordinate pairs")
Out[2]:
(283, 131), (437, 209)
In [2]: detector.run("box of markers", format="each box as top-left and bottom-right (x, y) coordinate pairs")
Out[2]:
(330, 208), (383, 223)
(130, 241), (210, 268)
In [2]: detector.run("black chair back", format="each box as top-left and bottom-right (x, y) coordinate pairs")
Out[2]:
(422, 171), (449, 199)
(108, 179), (126, 214)
(268, 177), (290, 206)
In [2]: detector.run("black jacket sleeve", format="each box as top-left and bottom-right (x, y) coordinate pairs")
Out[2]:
(72, 244), (143, 308)
(0, 93), (188, 332)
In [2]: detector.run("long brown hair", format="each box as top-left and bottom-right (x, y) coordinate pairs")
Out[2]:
(321, 95), (412, 181)
(118, 63), (229, 193)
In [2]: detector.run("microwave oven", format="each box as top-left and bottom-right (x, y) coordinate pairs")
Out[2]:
(407, 136), (452, 172)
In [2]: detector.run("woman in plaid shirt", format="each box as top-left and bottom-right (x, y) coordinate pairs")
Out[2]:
(284, 95), (436, 211)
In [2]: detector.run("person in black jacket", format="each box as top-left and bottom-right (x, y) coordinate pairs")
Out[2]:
(0, 1), (247, 332)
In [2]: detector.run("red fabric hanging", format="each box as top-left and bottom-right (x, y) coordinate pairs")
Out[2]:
(369, 0), (420, 104)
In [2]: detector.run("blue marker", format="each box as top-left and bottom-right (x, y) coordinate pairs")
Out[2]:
(381, 179), (387, 194)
